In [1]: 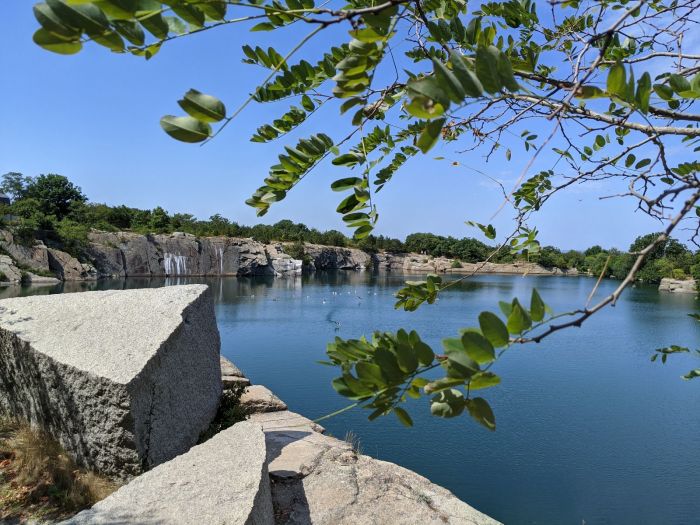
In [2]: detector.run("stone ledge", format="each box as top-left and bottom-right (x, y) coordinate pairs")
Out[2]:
(249, 411), (500, 525)
(62, 421), (273, 525)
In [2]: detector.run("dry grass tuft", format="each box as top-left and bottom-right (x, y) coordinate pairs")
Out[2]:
(0, 417), (119, 522)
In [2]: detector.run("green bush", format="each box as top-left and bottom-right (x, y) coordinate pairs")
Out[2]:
(672, 268), (687, 280)
(451, 260), (463, 269)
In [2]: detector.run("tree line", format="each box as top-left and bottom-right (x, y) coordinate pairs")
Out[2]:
(3, 172), (698, 283)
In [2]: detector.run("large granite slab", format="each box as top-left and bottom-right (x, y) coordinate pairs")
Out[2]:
(0, 284), (222, 478)
(63, 421), (273, 525)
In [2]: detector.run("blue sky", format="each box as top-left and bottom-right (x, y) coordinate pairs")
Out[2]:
(0, 2), (667, 250)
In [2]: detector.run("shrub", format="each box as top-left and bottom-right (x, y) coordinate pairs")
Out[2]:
(451, 260), (463, 269)
(672, 268), (687, 280)
(0, 418), (118, 521)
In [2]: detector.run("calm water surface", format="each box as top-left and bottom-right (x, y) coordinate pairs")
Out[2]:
(5, 273), (699, 525)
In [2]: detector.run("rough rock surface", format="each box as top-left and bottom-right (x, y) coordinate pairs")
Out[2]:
(0, 230), (50, 273)
(29, 230), (581, 281)
(62, 421), (274, 525)
(0, 285), (221, 478)
(24, 272), (61, 285)
(47, 248), (98, 281)
(659, 277), (697, 293)
(221, 355), (251, 389)
(0, 255), (23, 284)
(304, 243), (372, 271)
(267, 244), (303, 276)
(250, 411), (499, 525)
(240, 385), (288, 413)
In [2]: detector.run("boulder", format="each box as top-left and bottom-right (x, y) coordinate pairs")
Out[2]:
(62, 421), (274, 525)
(240, 385), (288, 414)
(221, 355), (251, 389)
(47, 248), (98, 281)
(251, 411), (499, 525)
(659, 277), (697, 293)
(24, 272), (61, 286)
(0, 285), (221, 478)
(0, 254), (22, 284)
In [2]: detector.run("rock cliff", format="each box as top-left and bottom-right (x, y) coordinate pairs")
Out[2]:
(0, 229), (579, 282)
(659, 277), (697, 293)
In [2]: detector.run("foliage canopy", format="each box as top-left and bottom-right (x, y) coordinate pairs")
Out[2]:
(29, 0), (700, 428)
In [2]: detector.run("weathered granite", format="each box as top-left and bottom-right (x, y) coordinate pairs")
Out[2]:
(0, 230), (50, 273)
(47, 248), (98, 281)
(62, 421), (274, 525)
(0, 285), (221, 478)
(221, 355), (246, 378)
(0, 254), (23, 284)
(304, 243), (372, 270)
(24, 272), (61, 285)
(240, 385), (288, 414)
(267, 244), (303, 276)
(659, 277), (697, 293)
(250, 411), (500, 525)
(375, 253), (578, 276)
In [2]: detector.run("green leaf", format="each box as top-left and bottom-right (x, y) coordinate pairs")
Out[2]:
(496, 51), (519, 91)
(430, 389), (465, 418)
(636, 72), (651, 113)
(498, 301), (513, 317)
(301, 94), (315, 111)
(530, 289), (545, 322)
(395, 338), (419, 373)
(336, 194), (361, 214)
(668, 74), (691, 94)
(113, 20), (145, 46)
(461, 331), (495, 365)
(424, 377), (465, 394)
(466, 397), (496, 430)
(33, 3), (80, 38)
(393, 406), (413, 427)
(416, 118), (446, 153)
(178, 89), (227, 123)
(355, 362), (385, 387)
(46, 0), (110, 35)
(478, 311), (509, 347)
(32, 28), (82, 55)
(432, 58), (465, 103)
(449, 51), (483, 97)
(607, 62), (627, 99)
(506, 299), (531, 334)
(653, 84), (673, 101)
(683, 369), (700, 380)
(160, 115), (211, 143)
(442, 338), (479, 372)
(331, 177), (363, 191)
(469, 372), (501, 390)
(475, 45), (502, 93)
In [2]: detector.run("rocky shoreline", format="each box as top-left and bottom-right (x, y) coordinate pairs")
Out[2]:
(0, 285), (501, 524)
(0, 230), (577, 284)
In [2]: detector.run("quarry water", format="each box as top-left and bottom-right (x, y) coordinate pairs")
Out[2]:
(5, 272), (700, 525)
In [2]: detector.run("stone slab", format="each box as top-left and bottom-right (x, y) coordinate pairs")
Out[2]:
(240, 385), (288, 414)
(221, 355), (246, 377)
(252, 412), (499, 525)
(62, 421), (274, 525)
(0, 285), (222, 478)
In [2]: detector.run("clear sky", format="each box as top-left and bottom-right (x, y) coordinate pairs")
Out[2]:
(0, 2), (668, 250)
